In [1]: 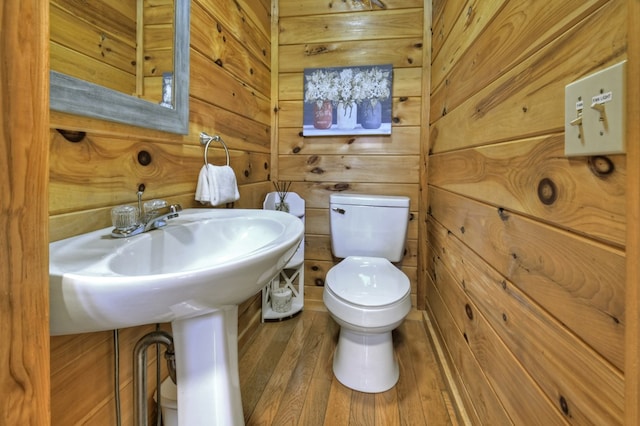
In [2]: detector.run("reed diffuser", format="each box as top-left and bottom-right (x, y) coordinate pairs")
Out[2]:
(272, 181), (292, 212)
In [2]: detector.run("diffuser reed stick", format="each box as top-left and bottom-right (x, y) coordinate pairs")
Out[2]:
(272, 181), (292, 212)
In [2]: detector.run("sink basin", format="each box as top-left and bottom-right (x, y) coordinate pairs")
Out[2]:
(49, 208), (304, 335)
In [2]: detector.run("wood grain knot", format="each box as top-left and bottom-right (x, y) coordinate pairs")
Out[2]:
(465, 304), (473, 320)
(328, 183), (350, 191)
(137, 151), (152, 166)
(537, 178), (558, 205)
(588, 156), (614, 177)
(315, 278), (325, 286)
(56, 129), (86, 143)
(559, 396), (570, 416)
(306, 46), (329, 56)
(497, 207), (509, 221)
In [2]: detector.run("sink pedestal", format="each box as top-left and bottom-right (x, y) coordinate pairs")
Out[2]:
(172, 306), (244, 426)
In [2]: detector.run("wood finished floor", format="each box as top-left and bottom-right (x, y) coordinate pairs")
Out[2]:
(238, 309), (460, 425)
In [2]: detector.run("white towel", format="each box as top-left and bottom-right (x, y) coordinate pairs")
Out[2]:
(195, 164), (240, 206)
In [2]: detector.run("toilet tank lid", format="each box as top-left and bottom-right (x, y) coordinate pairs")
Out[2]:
(330, 193), (409, 207)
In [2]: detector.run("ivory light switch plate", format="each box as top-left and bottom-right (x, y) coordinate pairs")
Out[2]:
(564, 61), (626, 156)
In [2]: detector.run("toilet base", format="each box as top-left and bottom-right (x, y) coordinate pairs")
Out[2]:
(332, 328), (398, 393)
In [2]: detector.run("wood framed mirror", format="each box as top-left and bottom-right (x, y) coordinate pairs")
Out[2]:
(50, 0), (190, 134)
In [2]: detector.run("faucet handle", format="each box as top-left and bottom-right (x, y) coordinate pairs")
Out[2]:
(143, 199), (168, 213)
(111, 205), (139, 231)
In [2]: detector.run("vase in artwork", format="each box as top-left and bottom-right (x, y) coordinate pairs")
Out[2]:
(313, 100), (333, 129)
(361, 99), (382, 129)
(336, 101), (358, 130)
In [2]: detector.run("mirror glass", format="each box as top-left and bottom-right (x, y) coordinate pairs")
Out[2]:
(50, 0), (190, 134)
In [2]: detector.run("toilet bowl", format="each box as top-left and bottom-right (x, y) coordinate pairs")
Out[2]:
(154, 378), (178, 426)
(324, 256), (411, 393)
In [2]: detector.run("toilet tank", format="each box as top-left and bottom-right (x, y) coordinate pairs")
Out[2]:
(329, 194), (410, 262)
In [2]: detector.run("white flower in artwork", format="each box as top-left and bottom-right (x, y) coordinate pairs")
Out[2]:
(360, 67), (391, 107)
(304, 69), (338, 107)
(336, 68), (358, 104)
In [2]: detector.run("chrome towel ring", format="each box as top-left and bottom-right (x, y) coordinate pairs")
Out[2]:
(199, 132), (230, 166)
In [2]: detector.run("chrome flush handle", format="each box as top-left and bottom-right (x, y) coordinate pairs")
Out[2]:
(332, 207), (346, 214)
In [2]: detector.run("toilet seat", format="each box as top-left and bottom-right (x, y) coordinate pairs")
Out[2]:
(325, 256), (410, 307)
(324, 256), (411, 331)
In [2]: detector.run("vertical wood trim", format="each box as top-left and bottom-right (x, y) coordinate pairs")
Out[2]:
(0, 0), (50, 424)
(136, 0), (144, 96)
(270, 0), (280, 182)
(625, 0), (640, 423)
(417, 0), (433, 311)
(422, 311), (472, 425)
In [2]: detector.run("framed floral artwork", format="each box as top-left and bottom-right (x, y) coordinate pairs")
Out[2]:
(302, 64), (393, 136)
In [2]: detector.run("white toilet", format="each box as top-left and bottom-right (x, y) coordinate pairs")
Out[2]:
(323, 193), (412, 393)
(155, 378), (178, 426)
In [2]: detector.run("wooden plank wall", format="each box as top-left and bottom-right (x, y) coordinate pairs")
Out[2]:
(274, 0), (427, 312)
(51, 0), (138, 94)
(0, 0), (50, 424)
(426, 0), (627, 424)
(48, 0), (271, 424)
(51, 0), (175, 103)
(142, 0), (175, 102)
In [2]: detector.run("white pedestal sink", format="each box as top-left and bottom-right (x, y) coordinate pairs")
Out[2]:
(49, 208), (304, 425)
(172, 306), (243, 425)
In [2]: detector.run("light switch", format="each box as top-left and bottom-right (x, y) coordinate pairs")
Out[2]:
(564, 61), (626, 156)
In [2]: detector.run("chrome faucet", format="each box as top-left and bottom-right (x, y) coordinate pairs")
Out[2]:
(141, 203), (183, 232)
(111, 199), (182, 238)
